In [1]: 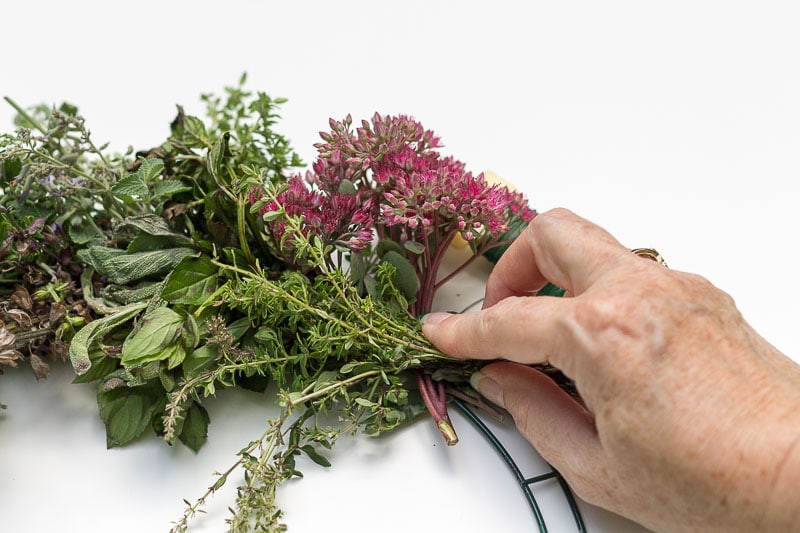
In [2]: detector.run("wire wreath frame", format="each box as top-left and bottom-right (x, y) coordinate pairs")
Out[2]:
(451, 398), (587, 533)
(446, 277), (585, 532)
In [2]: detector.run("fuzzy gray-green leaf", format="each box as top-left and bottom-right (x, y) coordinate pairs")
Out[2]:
(69, 302), (148, 374)
(81, 246), (196, 285)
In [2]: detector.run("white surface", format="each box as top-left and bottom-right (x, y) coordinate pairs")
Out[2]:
(2, 1), (800, 532)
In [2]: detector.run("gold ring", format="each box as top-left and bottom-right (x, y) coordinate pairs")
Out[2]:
(631, 248), (667, 267)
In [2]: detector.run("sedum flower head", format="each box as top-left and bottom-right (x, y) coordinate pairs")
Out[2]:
(250, 175), (374, 253)
(313, 113), (535, 243)
(253, 112), (534, 264)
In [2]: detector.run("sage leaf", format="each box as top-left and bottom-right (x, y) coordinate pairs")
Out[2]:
(80, 246), (196, 285)
(69, 302), (148, 374)
(101, 281), (164, 305)
(72, 346), (119, 384)
(119, 214), (194, 246)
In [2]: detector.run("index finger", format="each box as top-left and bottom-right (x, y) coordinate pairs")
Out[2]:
(484, 208), (631, 308)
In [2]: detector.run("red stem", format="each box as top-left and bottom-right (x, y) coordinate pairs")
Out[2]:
(415, 371), (458, 445)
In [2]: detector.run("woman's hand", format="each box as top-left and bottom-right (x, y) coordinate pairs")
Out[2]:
(422, 208), (800, 532)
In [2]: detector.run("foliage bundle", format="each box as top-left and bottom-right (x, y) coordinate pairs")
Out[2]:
(0, 75), (536, 531)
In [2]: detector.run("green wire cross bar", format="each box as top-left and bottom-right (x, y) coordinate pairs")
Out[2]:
(451, 398), (586, 533)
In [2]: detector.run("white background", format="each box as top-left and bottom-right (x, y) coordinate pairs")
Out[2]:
(2, 1), (799, 532)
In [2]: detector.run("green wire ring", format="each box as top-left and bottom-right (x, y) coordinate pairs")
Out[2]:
(451, 397), (586, 533)
(474, 218), (585, 530)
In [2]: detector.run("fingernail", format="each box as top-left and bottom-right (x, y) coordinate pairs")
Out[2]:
(420, 312), (453, 325)
(470, 371), (505, 408)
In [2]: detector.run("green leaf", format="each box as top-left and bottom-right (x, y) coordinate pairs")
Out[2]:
(165, 343), (187, 370)
(376, 239), (405, 258)
(153, 180), (192, 199)
(80, 246), (196, 285)
(381, 250), (419, 300)
(120, 307), (184, 367)
(536, 282), (566, 298)
(138, 158), (165, 182)
(125, 234), (170, 254)
(101, 281), (164, 305)
(2, 157), (22, 181)
(227, 316), (250, 342)
(182, 344), (219, 380)
(159, 367), (176, 391)
(312, 370), (338, 392)
(76, 246), (125, 270)
(71, 346), (119, 384)
(119, 215), (195, 247)
(337, 179), (357, 195)
(403, 240), (426, 255)
(260, 210), (282, 222)
(69, 302), (148, 375)
(354, 397), (376, 408)
(209, 132), (231, 173)
(58, 101), (79, 116)
(363, 276), (378, 299)
(349, 252), (365, 284)
(301, 445), (331, 468)
(181, 116), (211, 148)
(111, 172), (148, 202)
(483, 217), (528, 264)
(340, 361), (375, 374)
(254, 326), (278, 344)
(161, 255), (219, 305)
(236, 373), (270, 394)
(112, 159), (164, 202)
(183, 314), (200, 349)
(97, 384), (160, 447)
(178, 401), (210, 452)
(67, 217), (104, 245)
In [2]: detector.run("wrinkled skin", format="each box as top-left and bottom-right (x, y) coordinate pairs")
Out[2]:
(423, 208), (800, 532)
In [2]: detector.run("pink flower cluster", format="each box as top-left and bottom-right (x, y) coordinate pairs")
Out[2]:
(250, 113), (535, 257)
(250, 176), (374, 252)
(379, 155), (533, 241)
(313, 113), (535, 242)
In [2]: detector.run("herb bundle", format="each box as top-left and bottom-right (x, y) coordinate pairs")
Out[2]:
(0, 76), (535, 531)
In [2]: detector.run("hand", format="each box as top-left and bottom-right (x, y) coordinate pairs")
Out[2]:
(422, 208), (800, 532)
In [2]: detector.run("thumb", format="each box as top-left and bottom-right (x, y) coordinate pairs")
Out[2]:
(472, 362), (602, 480)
